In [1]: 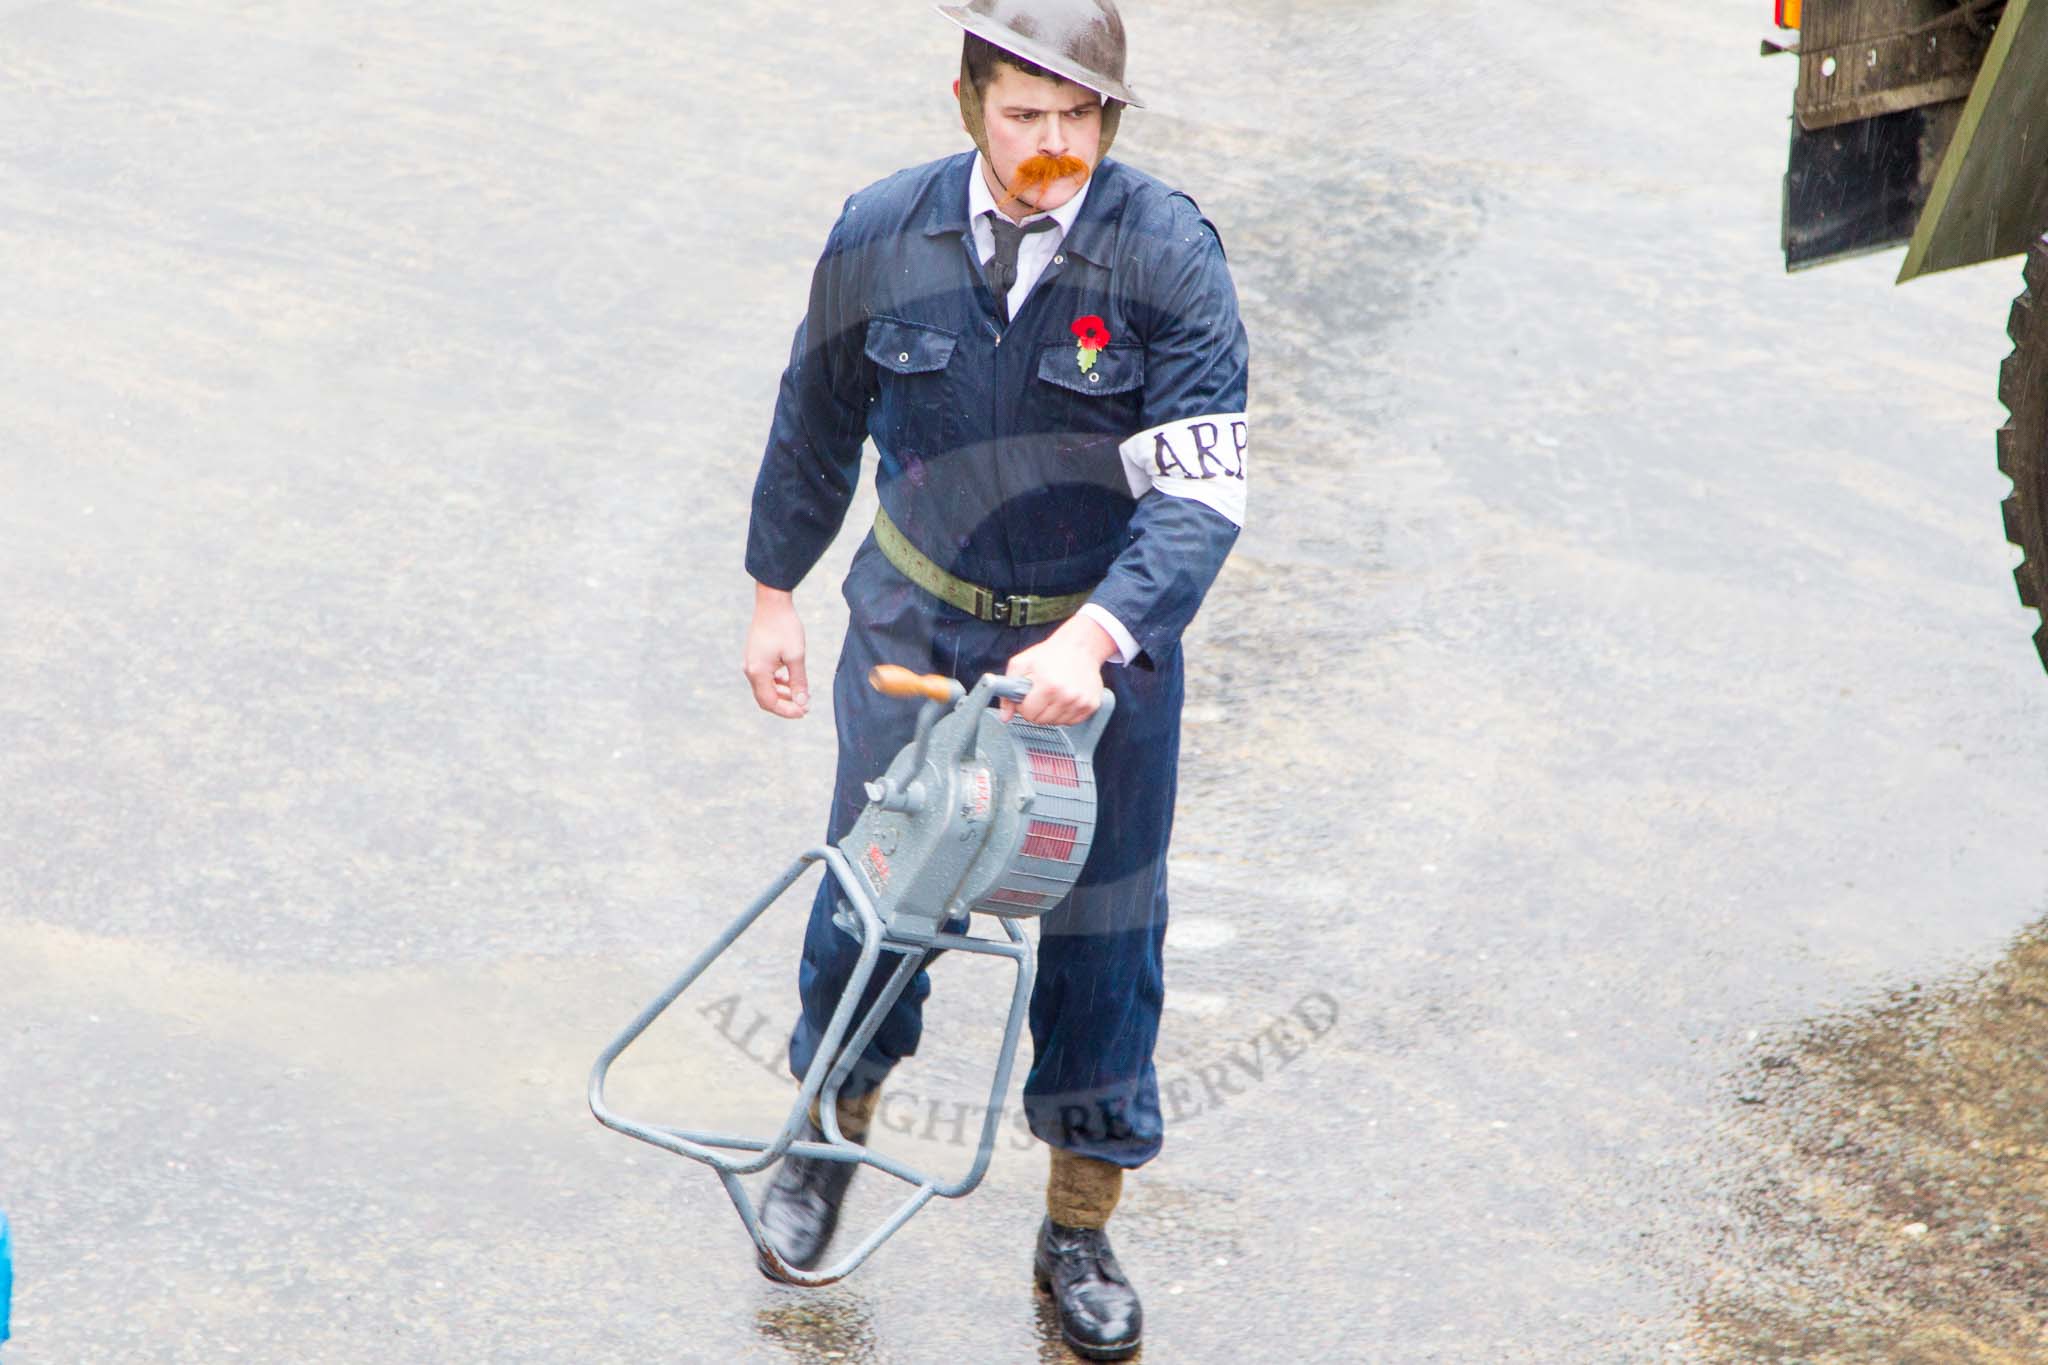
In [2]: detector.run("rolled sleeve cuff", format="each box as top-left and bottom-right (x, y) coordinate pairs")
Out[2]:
(1078, 603), (1139, 667)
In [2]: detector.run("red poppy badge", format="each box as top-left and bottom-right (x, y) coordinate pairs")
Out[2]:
(1071, 314), (1111, 374)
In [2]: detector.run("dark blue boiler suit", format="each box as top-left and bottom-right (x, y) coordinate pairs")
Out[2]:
(745, 152), (1248, 1169)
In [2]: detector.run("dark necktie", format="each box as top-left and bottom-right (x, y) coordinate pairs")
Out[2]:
(986, 212), (1057, 325)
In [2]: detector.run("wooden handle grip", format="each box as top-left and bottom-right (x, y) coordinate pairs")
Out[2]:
(868, 665), (956, 702)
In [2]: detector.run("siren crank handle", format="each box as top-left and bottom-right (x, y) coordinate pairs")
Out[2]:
(868, 665), (1034, 703)
(869, 664), (1033, 711)
(868, 665), (962, 702)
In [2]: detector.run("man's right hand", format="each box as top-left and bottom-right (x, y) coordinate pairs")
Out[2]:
(743, 583), (811, 719)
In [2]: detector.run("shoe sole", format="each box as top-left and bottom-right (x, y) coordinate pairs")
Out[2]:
(1032, 1265), (1142, 1361)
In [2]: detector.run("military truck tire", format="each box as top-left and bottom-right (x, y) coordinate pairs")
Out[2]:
(1998, 236), (2048, 671)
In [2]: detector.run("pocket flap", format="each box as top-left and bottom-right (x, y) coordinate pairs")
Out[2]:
(1037, 343), (1144, 396)
(866, 317), (958, 374)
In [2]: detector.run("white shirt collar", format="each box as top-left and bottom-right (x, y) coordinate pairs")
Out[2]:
(967, 150), (1092, 240)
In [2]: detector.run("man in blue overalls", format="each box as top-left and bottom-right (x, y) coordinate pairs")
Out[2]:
(741, 1), (1247, 1356)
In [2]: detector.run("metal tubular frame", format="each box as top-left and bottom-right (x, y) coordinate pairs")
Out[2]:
(587, 845), (1037, 1286)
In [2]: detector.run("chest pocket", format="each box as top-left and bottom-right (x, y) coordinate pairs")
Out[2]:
(1035, 343), (1144, 398)
(1035, 343), (1145, 465)
(866, 316), (957, 376)
(866, 316), (959, 455)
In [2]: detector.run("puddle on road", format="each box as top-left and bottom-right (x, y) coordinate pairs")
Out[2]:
(754, 1292), (880, 1363)
(1693, 916), (2048, 1362)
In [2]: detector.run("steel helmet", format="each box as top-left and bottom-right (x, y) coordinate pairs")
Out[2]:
(936, 0), (1142, 108)
(939, 0), (1140, 167)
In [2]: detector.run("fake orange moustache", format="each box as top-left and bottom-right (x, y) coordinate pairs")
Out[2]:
(1000, 152), (1091, 210)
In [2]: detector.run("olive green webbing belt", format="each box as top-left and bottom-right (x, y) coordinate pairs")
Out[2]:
(872, 505), (1093, 628)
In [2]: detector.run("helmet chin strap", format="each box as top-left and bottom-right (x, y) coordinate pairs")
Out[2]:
(956, 53), (1123, 209)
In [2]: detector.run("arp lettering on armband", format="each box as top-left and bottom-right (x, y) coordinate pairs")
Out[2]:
(1117, 412), (1249, 526)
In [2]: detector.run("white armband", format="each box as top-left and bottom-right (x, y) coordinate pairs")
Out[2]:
(1117, 412), (1249, 528)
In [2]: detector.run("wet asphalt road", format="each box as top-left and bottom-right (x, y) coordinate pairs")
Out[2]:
(7, 0), (2048, 1360)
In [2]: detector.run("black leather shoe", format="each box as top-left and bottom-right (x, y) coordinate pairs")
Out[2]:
(1033, 1216), (1143, 1360)
(755, 1120), (857, 1281)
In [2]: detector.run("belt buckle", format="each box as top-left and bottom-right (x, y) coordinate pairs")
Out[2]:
(992, 593), (1031, 626)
